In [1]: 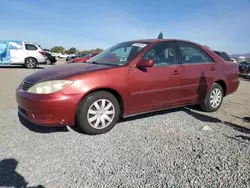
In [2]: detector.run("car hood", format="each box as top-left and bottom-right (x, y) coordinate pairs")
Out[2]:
(24, 63), (114, 83)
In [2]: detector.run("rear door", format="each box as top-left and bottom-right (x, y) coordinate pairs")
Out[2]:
(177, 41), (217, 104)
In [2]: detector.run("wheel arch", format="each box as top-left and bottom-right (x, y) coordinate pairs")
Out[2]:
(77, 87), (125, 116)
(214, 79), (227, 96)
(24, 56), (38, 64)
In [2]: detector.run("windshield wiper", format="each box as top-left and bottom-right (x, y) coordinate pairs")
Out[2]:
(87, 62), (118, 66)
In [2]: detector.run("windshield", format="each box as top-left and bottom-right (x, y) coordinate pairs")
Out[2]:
(86, 42), (150, 66)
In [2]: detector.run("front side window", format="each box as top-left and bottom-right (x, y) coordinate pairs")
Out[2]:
(86, 42), (150, 66)
(142, 41), (177, 66)
(25, 44), (38, 51)
(178, 42), (213, 64)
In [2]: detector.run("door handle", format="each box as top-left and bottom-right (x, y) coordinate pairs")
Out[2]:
(210, 67), (216, 71)
(172, 70), (180, 75)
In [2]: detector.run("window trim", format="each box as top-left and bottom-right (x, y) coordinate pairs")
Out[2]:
(141, 41), (180, 67)
(176, 41), (215, 65)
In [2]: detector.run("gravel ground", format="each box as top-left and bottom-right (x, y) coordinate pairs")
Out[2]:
(0, 61), (249, 187)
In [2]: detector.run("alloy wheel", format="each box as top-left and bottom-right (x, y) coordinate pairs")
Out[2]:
(26, 58), (36, 68)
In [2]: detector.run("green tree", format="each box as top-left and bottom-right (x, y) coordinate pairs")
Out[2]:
(51, 46), (65, 53)
(157, 31), (163, 39)
(94, 48), (104, 53)
(78, 48), (104, 54)
(66, 47), (77, 54)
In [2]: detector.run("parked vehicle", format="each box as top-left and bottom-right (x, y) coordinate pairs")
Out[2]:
(212, 50), (236, 63)
(0, 40), (46, 68)
(43, 49), (52, 53)
(44, 52), (57, 65)
(67, 52), (99, 63)
(66, 55), (74, 61)
(66, 53), (88, 61)
(231, 58), (237, 63)
(238, 61), (250, 78)
(16, 39), (239, 135)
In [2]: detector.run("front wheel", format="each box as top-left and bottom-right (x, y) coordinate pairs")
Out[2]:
(75, 91), (120, 135)
(200, 83), (224, 112)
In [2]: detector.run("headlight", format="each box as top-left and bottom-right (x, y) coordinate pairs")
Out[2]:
(27, 80), (74, 94)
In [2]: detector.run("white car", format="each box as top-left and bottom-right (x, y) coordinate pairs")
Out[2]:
(0, 40), (46, 68)
(231, 58), (237, 63)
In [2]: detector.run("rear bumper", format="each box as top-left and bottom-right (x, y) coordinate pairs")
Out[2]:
(16, 86), (82, 127)
(37, 56), (46, 64)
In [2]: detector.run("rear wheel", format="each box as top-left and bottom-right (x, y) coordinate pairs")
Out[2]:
(75, 91), (120, 135)
(200, 83), (224, 112)
(24, 57), (37, 69)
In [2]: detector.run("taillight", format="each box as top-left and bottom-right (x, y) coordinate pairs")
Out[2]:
(39, 51), (45, 56)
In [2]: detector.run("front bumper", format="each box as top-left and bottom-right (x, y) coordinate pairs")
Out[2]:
(16, 86), (82, 127)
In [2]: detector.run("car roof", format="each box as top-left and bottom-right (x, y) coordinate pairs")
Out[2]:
(24, 42), (38, 45)
(126, 38), (202, 45)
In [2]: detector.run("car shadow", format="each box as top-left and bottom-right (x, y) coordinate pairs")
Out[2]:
(121, 70), (249, 138)
(0, 66), (44, 69)
(120, 107), (182, 122)
(243, 117), (250, 122)
(121, 106), (250, 134)
(18, 112), (69, 134)
(0, 158), (44, 188)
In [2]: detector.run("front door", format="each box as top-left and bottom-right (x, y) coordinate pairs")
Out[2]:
(128, 41), (183, 114)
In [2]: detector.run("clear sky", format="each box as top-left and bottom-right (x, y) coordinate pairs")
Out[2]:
(0, 0), (249, 54)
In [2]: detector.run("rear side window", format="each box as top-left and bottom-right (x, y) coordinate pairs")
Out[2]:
(178, 42), (213, 64)
(213, 51), (231, 61)
(25, 44), (38, 51)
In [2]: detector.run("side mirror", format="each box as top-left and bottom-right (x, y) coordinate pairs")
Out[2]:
(136, 59), (154, 68)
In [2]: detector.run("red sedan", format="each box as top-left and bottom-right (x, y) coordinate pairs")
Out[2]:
(67, 52), (99, 63)
(16, 39), (239, 135)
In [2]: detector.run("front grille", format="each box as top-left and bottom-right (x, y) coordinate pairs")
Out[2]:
(22, 81), (33, 91)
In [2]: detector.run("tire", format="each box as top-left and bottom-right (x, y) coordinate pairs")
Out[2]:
(24, 57), (37, 69)
(200, 83), (224, 112)
(75, 91), (121, 135)
(46, 59), (51, 65)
